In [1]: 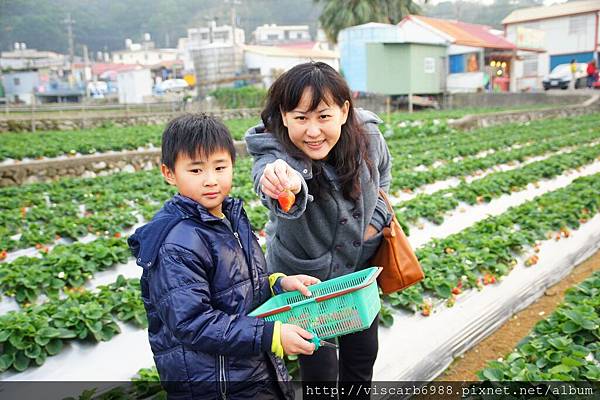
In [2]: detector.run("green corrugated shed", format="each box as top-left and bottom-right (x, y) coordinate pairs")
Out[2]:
(366, 42), (447, 95)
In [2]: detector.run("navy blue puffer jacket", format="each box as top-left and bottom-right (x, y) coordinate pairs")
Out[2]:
(128, 194), (294, 400)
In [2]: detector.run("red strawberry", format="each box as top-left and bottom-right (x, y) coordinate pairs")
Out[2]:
(277, 190), (295, 213)
(452, 287), (462, 295)
(0, 250), (7, 260)
(114, 232), (122, 238)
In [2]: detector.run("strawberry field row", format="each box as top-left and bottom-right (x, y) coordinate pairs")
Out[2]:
(386, 114), (600, 171)
(0, 237), (129, 306)
(386, 172), (600, 313)
(390, 125), (600, 191)
(0, 118), (258, 161)
(478, 271), (600, 381)
(0, 158), (261, 251)
(0, 275), (145, 372)
(395, 142), (600, 226)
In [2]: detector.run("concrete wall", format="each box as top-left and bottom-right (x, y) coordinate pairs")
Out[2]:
(0, 141), (248, 187)
(442, 92), (591, 109)
(449, 94), (600, 130)
(0, 108), (261, 133)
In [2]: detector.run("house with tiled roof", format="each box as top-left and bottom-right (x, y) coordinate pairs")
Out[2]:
(397, 15), (539, 93)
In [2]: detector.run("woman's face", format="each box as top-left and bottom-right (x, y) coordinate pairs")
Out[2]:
(281, 88), (349, 160)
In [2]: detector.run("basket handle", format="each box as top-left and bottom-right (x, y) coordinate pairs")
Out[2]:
(314, 267), (382, 303)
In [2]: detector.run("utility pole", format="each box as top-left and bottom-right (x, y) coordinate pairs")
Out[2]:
(63, 13), (75, 65)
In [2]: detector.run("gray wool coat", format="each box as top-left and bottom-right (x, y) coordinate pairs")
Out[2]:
(245, 109), (392, 281)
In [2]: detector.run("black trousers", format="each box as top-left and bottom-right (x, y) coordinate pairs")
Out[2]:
(299, 316), (379, 399)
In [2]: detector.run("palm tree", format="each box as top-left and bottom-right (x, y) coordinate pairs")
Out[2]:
(316, 0), (427, 43)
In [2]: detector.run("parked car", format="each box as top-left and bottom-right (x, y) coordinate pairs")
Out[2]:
(542, 63), (587, 90)
(153, 79), (189, 94)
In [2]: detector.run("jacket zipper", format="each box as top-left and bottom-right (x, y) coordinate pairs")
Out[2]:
(219, 355), (227, 399)
(233, 232), (242, 248)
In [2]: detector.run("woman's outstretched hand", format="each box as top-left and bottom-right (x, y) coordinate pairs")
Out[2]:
(260, 159), (302, 199)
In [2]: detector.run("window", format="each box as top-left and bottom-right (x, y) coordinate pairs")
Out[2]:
(424, 57), (435, 74)
(267, 34), (279, 40)
(569, 15), (587, 35)
(13, 77), (20, 86)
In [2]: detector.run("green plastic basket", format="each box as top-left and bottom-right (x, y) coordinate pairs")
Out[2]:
(249, 267), (382, 340)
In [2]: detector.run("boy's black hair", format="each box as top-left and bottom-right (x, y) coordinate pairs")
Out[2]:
(161, 114), (236, 170)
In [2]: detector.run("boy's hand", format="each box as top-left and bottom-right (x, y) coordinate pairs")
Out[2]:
(260, 159), (302, 199)
(281, 275), (321, 297)
(280, 324), (316, 355)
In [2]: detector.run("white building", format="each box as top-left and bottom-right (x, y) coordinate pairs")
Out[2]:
(112, 34), (179, 66)
(183, 22), (246, 94)
(0, 44), (65, 70)
(116, 67), (153, 104)
(503, 0), (600, 76)
(252, 24), (311, 45)
(243, 44), (339, 87)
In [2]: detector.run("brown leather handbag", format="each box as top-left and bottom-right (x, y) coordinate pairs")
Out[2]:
(370, 189), (424, 294)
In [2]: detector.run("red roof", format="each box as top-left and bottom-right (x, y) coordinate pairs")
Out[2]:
(90, 63), (140, 75)
(403, 15), (516, 50)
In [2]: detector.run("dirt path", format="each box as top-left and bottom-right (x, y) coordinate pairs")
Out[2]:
(437, 248), (600, 381)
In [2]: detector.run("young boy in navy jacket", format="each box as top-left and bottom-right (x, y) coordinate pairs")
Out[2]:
(128, 114), (318, 399)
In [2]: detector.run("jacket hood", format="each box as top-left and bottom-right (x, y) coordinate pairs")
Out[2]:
(128, 194), (243, 269)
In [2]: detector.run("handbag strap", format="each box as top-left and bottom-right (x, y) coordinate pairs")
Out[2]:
(378, 188), (394, 214)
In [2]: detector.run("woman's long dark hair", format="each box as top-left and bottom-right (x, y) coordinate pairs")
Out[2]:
(261, 62), (373, 202)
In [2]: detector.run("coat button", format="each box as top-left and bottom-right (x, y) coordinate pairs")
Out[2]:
(340, 218), (348, 225)
(353, 240), (361, 247)
(352, 211), (361, 219)
(302, 169), (308, 174)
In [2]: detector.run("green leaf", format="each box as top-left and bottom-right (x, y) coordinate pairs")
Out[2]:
(0, 353), (15, 372)
(34, 335), (50, 346)
(24, 344), (41, 359)
(57, 328), (77, 339)
(8, 334), (25, 350)
(0, 330), (10, 342)
(45, 339), (63, 356)
(561, 357), (584, 367)
(34, 352), (47, 366)
(37, 327), (61, 338)
(548, 364), (572, 374)
(562, 321), (581, 334)
(482, 368), (504, 381)
(13, 351), (30, 372)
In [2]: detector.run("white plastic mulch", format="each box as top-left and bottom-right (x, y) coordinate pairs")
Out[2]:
(1, 158), (600, 383)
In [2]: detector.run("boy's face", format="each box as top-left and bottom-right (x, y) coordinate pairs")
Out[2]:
(161, 149), (233, 217)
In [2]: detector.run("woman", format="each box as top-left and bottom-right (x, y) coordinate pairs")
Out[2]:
(245, 62), (392, 392)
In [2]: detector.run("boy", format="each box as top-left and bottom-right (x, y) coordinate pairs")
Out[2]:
(128, 114), (318, 399)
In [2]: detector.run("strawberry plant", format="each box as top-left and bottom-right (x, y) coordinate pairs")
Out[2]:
(478, 271), (600, 381)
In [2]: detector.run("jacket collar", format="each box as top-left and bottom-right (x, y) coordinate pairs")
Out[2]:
(172, 194), (244, 227)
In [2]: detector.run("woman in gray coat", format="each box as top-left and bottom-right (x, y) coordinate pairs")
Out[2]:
(245, 62), (392, 396)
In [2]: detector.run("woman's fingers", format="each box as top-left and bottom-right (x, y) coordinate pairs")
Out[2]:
(261, 159), (297, 197)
